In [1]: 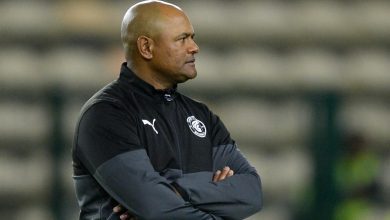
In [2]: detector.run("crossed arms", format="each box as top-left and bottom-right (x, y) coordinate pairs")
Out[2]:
(87, 145), (262, 220)
(116, 166), (236, 220)
(76, 102), (262, 220)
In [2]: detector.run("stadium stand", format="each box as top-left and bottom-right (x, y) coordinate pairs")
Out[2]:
(0, 1), (389, 220)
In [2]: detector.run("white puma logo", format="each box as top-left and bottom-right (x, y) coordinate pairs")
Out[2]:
(142, 119), (158, 134)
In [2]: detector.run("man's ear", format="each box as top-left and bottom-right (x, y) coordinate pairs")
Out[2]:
(137, 36), (153, 60)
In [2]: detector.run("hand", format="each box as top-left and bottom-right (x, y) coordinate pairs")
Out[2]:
(213, 166), (234, 182)
(113, 205), (137, 220)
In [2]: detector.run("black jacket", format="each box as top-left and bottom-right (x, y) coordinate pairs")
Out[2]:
(72, 63), (262, 220)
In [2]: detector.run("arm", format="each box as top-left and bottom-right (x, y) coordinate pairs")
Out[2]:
(75, 102), (221, 220)
(95, 149), (220, 220)
(172, 113), (263, 220)
(173, 144), (262, 220)
(115, 168), (233, 220)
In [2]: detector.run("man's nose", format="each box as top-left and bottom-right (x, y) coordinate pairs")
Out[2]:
(189, 39), (199, 54)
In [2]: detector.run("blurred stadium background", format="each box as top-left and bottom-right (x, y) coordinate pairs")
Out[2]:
(1, 0), (390, 219)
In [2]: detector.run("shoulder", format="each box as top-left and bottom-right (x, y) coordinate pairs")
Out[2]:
(81, 80), (136, 116)
(76, 81), (139, 131)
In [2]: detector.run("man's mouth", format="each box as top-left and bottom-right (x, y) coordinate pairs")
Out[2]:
(186, 58), (195, 64)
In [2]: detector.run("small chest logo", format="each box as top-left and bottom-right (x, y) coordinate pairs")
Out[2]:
(142, 119), (158, 134)
(187, 116), (206, 138)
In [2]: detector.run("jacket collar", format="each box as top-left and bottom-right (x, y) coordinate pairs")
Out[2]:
(118, 62), (178, 102)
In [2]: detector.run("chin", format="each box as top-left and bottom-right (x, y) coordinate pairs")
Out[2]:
(189, 73), (197, 80)
(187, 70), (197, 79)
(176, 73), (196, 84)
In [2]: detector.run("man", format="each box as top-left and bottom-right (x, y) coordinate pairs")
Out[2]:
(72, 1), (262, 219)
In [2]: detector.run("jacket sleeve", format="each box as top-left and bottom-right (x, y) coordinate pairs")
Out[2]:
(173, 112), (263, 220)
(75, 102), (221, 220)
(173, 144), (263, 220)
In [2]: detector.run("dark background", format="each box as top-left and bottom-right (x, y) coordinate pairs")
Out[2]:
(0, 0), (389, 219)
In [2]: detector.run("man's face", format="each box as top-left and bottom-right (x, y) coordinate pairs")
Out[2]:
(151, 13), (199, 85)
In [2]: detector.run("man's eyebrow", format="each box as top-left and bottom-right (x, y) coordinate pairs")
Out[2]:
(176, 32), (195, 39)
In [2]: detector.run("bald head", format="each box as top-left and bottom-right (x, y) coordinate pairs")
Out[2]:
(121, 0), (185, 61)
(120, 0), (199, 89)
